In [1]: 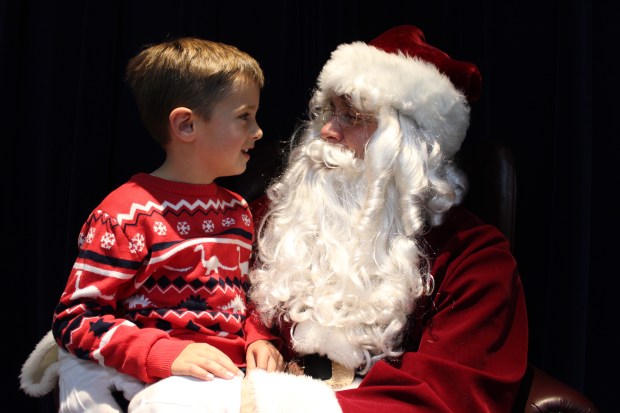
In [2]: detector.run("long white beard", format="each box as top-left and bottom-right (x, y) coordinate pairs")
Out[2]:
(249, 138), (430, 373)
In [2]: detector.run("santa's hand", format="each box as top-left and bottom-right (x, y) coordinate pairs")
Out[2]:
(245, 340), (285, 372)
(171, 342), (244, 381)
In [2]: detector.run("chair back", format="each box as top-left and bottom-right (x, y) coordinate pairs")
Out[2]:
(459, 139), (517, 249)
(458, 139), (599, 413)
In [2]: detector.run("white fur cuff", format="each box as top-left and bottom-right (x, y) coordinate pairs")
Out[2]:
(244, 369), (342, 413)
(20, 330), (60, 397)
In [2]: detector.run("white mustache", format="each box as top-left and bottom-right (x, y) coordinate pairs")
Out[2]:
(303, 139), (361, 170)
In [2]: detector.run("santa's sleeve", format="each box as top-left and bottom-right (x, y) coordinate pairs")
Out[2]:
(334, 220), (528, 412)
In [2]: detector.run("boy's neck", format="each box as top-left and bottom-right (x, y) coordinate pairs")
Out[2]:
(150, 163), (215, 185)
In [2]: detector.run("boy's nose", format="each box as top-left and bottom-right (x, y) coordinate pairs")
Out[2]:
(253, 127), (263, 141)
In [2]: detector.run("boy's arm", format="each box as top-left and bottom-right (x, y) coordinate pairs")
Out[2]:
(52, 210), (188, 383)
(243, 303), (283, 349)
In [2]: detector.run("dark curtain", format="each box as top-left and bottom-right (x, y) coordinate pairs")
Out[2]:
(3, 1), (613, 412)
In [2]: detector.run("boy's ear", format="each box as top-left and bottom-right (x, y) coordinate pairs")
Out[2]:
(169, 107), (195, 142)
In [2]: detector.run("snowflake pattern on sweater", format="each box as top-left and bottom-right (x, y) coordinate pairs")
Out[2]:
(52, 173), (274, 383)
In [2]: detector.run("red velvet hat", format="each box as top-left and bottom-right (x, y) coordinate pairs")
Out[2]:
(369, 25), (482, 103)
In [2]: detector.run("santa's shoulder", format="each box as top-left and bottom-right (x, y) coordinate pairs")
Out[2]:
(424, 205), (512, 258)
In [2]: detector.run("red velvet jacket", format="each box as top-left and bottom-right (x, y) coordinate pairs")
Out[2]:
(251, 197), (528, 412)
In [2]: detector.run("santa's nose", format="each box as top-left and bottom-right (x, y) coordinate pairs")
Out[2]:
(320, 119), (344, 144)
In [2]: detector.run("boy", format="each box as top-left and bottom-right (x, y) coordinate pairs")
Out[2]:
(23, 37), (283, 412)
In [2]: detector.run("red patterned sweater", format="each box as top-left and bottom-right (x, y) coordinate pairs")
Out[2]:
(52, 173), (277, 383)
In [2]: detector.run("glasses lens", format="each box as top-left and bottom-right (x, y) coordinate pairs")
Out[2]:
(321, 108), (334, 125)
(318, 107), (364, 128)
(337, 109), (359, 128)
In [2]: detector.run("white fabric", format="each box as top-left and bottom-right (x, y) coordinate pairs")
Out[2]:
(57, 349), (145, 413)
(128, 375), (243, 413)
(246, 369), (342, 413)
(290, 322), (365, 370)
(20, 330), (60, 397)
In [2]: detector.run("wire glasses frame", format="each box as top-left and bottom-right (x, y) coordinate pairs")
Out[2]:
(312, 106), (370, 129)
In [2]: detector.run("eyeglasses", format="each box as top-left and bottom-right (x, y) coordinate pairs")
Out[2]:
(313, 107), (367, 128)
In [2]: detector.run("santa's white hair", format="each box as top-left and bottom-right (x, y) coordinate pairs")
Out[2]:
(250, 98), (468, 374)
(249, 40), (471, 374)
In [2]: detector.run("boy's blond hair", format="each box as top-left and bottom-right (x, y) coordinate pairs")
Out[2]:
(125, 37), (264, 145)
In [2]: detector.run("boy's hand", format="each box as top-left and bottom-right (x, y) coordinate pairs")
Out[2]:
(245, 340), (284, 372)
(171, 342), (244, 381)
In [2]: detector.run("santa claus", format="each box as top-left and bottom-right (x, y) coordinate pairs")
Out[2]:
(243, 25), (527, 413)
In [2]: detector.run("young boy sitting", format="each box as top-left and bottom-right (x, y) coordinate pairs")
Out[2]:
(20, 37), (283, 413)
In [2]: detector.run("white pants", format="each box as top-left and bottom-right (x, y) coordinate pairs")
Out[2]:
(58, 349), (145, 413)
(128, 375), (243, 413)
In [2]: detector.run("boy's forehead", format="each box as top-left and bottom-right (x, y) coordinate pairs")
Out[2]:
(218, 80), (260, 107)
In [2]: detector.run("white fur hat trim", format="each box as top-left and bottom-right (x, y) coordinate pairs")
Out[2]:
(316, 42), (470, 157)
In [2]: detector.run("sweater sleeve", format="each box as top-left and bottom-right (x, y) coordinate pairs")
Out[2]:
(243, 304), (282, 349)
(335, 216), (528, 412)
(51, 210), (189, 383)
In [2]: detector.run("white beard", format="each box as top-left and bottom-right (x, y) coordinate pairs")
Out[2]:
(250, 137), (432, 373)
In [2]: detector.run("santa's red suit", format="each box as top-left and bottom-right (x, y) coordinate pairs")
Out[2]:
(246, 200), (527, 413)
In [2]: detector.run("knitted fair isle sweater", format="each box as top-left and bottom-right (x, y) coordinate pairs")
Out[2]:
(52, 173), (277, 383)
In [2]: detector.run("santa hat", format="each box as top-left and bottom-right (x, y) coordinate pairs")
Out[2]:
(315, 25), (482, 157)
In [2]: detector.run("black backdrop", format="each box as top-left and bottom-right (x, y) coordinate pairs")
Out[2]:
(3, 1), (614, 411)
